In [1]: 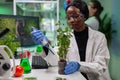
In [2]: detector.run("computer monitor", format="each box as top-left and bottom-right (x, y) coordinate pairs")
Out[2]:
(0, 14), (39, 47)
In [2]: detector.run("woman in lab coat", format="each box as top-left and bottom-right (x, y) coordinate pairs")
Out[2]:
(31, 0), (111, 80)
(85, 0), (104, 30)
(64, 0), (111, 80)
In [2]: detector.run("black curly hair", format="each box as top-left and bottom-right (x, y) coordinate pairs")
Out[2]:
(65, 0), (89, 20)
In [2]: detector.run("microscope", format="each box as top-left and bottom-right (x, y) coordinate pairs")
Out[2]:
(0, 28), (15, 79)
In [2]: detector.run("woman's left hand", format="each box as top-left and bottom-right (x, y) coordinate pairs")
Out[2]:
(64, 61), (80, 74)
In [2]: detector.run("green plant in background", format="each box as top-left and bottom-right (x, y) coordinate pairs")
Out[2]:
(0, 18), (20, 56)
(0, 18), (16, 33)
(55, 21), (72, 61)
(0, 33), (20, 56)
(99, 13), (116, 47)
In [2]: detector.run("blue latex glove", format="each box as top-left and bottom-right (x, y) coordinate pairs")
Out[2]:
(30, 27), (55, 54)
(64, 0), (69, 10)
(30, 27), (48, 46)
(64, 61), (80, 75)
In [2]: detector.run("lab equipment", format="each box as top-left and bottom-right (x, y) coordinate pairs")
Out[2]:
(20, 58), (31, 73)
(13, 65), (24, 77)
(64, 61), (80, 75)
(0, 14), (39, 47)
(0, 45), (15, 79)
(30, 26), (55, 54)
(30, 26), (48, 46)
(36, 45), (43, 53)
(32, 56), (48, 69)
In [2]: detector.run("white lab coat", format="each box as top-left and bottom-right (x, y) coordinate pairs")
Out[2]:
(66, 27), (111, 80)
(85, 16), (99, 30)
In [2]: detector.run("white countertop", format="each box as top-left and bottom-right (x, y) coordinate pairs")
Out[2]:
(2, 59), (87, 80)
(11, 66), (86, 80)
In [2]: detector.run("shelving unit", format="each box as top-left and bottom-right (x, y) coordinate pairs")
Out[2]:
(13, 0), (59, 47)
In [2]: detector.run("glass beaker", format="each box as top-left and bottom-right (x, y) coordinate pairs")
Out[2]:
(20, 58), (31, 74)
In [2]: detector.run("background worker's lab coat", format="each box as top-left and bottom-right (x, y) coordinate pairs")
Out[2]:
(67, 27), (111, 80)
(85, 16), (99, 30)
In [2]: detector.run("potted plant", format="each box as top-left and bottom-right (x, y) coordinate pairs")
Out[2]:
(55, 21), (72, 74)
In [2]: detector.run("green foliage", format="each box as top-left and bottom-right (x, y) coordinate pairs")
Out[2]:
(99, 14), (116, 47)
(56, 77), (67, 80)
(0, 18), (20, 56)
(0, 18), (16, 33)
(0, 33), (20, 55)
(55, 21), (72, 60)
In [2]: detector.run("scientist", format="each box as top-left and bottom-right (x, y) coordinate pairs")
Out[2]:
(85, 0), (104, 30)
(31, 0), (111, 80)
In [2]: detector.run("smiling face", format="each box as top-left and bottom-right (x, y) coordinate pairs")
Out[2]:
(66, 6), (86, 32)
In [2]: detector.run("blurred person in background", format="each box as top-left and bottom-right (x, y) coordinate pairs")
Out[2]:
(85, 0), (104, 30)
